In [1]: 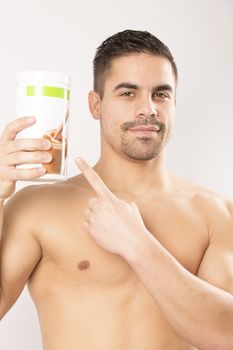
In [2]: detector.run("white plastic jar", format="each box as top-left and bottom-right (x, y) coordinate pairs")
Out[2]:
(16, 71), (70, 182)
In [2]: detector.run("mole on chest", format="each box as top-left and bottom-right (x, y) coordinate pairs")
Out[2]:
(78, 260), (90, 270)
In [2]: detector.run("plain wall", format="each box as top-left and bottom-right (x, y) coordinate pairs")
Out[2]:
(0, 0), (232, 348)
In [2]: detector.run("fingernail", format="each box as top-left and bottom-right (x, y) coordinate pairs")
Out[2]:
(38, 167), (46, 174)
(28, 116), (36, 122)
(43, 153), (52, 162)
(43, 140), (51, 148)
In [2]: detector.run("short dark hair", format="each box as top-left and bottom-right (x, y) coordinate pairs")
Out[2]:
(93, 29), (178, 99)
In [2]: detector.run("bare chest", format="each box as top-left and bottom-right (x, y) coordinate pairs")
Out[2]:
(30, 194), (209, 291)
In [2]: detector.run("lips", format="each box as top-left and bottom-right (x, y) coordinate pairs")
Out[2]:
(128, 125), (160, 132)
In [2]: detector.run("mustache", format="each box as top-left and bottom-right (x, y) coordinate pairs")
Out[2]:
(121, 118), (165, 132)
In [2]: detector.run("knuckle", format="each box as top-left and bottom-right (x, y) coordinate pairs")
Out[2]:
(102, 201), (113, 211)
(89, 170), (101, 184)
(15, 139), (30, 150)
(12, 118), (23, 129)
(8, 152), (16, 164)
(36, 152), (44, 162)
(7, 120), (15, 128)
(4, 122), (12, 133)
(35, 152), (46, 163)
(12, 139), (22, 151)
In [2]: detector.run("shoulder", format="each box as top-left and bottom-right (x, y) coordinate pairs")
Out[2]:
(2, 176), (94, 253)
(4, 174), (92, 220)
(173, 176), (233, 229)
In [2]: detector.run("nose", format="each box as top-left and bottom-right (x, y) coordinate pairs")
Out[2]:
(135, 95), (158, 119)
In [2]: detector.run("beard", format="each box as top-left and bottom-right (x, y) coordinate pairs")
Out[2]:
(120, 134), (164, 160)
(120, 118), (167, 161)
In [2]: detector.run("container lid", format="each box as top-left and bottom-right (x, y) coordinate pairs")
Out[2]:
(16, 71), (70, 86)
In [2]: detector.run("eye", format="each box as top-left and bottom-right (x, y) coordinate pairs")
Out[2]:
(120, 91), (135, 97)
(154, 92), (169, 99)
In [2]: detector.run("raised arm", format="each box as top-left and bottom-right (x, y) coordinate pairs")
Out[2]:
(0, 188), (42, 319)
(0, 116), (52, 319)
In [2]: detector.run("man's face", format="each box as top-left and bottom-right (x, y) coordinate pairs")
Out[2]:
(93, 53), (176, 161)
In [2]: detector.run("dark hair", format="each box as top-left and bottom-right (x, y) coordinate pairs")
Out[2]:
(93, 29), (178, 99)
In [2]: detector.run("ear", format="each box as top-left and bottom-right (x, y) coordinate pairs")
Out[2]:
(88, 90), (101, 120)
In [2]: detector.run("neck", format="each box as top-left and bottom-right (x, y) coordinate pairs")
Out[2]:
(93, 149), (171, 197)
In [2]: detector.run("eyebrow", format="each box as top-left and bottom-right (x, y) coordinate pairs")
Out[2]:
(113, 82), (173, 93)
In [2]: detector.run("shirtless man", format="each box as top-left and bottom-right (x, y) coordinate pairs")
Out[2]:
(0, 29), (233, 350)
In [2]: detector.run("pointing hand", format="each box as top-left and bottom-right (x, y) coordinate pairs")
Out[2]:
(75, 157), (149, 258)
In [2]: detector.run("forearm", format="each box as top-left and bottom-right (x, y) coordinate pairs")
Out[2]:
(125, 232), (233, 350)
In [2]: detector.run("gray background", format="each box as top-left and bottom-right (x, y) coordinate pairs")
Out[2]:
(0, 0), (232, 348)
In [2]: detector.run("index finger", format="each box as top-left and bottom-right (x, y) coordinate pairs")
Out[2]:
(75, 157), (115, 199)
(1, 116), (36, 141)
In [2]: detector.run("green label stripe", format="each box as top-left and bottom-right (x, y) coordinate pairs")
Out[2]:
(27, 86), (70, 100)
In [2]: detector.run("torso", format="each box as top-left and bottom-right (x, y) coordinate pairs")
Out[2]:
(27, 175), (211, 350)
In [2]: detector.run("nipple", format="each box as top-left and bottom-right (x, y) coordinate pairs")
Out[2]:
(78, 260), (90, 270)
